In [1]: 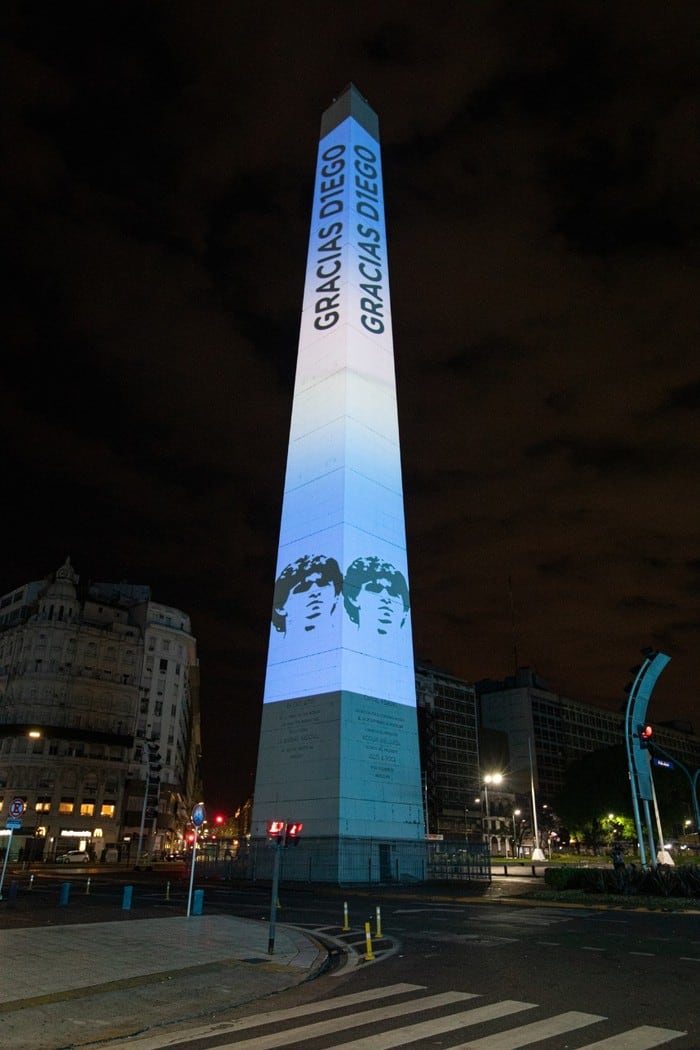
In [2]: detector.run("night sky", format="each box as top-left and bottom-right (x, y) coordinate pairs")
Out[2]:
(4, 4), (699, 809)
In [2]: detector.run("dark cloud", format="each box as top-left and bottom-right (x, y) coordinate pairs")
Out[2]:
(3, 2), (700, 805)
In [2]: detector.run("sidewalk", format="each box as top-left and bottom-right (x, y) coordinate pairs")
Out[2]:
(0, 871), (539, 1050)
(0, 913), (326, 1050)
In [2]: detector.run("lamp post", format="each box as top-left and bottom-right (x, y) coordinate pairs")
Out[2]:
(512, 809), (521, 857)
(482, 773), (503, 845)
(528, 739), (546, 862)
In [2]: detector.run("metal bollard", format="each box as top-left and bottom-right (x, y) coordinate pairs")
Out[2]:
(375, 905), (382, 938)
(342, 900), (350, 931)
(165, 880), (171, 901)
(59, 882), (71, 906)
(192, 889), (204, 915)
(85, 877), (91, 895)
(122, 884), (133, 910)
(8, 880), (19, 903)
(28, 874), (34, 890)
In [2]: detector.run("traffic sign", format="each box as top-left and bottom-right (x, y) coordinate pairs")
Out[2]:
(5, 819), (21, 830)
(191, 802), (206, 827)
(8, 797), (26, 819)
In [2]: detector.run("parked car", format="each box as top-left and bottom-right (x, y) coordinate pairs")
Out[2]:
(56, 850), (90, 863)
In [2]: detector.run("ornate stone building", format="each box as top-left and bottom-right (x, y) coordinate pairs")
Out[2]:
(0, 560), (201, 861)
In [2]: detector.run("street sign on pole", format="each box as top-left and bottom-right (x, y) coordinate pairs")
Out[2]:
(8, 797), (26, 820)
(5, 819), (22, 830)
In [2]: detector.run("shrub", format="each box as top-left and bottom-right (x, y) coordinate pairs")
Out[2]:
(543, 863), (700, 898)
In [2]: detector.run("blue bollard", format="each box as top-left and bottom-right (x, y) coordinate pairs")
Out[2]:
(122, 884), (133, 910)
(8, 880), (19, 904)
(59, 882), (71, 906)
(192, 888), (204, 915)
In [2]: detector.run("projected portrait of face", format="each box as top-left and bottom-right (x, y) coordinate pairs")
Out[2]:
(272, 555), (343, 638)
(343, 557), (410, 637)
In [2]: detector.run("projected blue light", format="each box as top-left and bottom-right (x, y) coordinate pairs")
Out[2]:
(262, 109), (415, 708)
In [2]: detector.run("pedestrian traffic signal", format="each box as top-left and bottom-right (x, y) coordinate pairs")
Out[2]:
(637, 724), (653, 748)
(286, 822), (303, 845)
(267, 820), (285, 840)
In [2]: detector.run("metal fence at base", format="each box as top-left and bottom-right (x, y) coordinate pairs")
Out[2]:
(198, 837), (491, 885)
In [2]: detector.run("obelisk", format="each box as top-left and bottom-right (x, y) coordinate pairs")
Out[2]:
(251, 85), (425, 883)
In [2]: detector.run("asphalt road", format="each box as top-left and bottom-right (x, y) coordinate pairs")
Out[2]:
(112, 880), (700, 1048)
(212, 890), (699, 1050)
(4, 870), (699, 1048)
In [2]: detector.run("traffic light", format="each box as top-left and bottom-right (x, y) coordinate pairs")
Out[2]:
(286, 822), (303, 846)
(267, 820), (285, 840)
(214, 814), (225, 826)
(266, 820), (303, 846)
(637, 724), (653, 748)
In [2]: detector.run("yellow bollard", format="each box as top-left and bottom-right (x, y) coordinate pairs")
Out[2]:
(342, 900), (350, 931)
(364, 921), (375, 961)
(375, 905), (382, 938)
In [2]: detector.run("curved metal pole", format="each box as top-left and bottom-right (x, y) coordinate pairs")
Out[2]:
(624, 650), (671, 868)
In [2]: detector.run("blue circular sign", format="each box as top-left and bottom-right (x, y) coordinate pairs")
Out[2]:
(191, 802), (206, 827)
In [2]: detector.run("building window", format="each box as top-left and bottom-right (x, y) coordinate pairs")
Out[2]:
(35, 797), (51, 812)
(80, 803), (95, 817)
(59, 799), (74, 814)
(154, 701), (163, 716)
(100, 803), (116, 818)
(159, 658), (168, 673)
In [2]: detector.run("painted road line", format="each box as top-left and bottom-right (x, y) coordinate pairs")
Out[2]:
(323, 1000), (538, 1050)
(213, 991), (477, 1050)
(577, 1025), (687, 1048)
(452, 1010), (606, 1048)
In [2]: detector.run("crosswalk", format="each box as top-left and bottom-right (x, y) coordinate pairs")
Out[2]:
(117, 982), (686, 1049)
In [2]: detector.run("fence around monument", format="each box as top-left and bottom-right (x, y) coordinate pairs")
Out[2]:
(197, 838), (491, 885)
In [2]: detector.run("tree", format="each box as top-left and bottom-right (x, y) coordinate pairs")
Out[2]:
(554, 745), (633, 833)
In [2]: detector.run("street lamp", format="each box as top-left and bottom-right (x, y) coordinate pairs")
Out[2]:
(482, 773), (503, 844)
(512, 809), (522, 857)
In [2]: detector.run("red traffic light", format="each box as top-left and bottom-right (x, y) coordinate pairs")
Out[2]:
(214, 814), (225, 825)
(286, 822), (303, 838)
(267, 820), (285, 837)
(637, 724), (653, 748)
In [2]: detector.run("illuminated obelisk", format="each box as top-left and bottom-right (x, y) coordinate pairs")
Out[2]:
(251, 85), (425, 883)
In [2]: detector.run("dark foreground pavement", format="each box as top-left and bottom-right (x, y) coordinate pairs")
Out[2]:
(0, 899), (326, 1050)
(0, 871), (547, 1050)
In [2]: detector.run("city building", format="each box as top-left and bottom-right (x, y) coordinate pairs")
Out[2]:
(0, 560), (201, 861)
(415, 661), (480, 838)
(477, 667), (700, 806)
